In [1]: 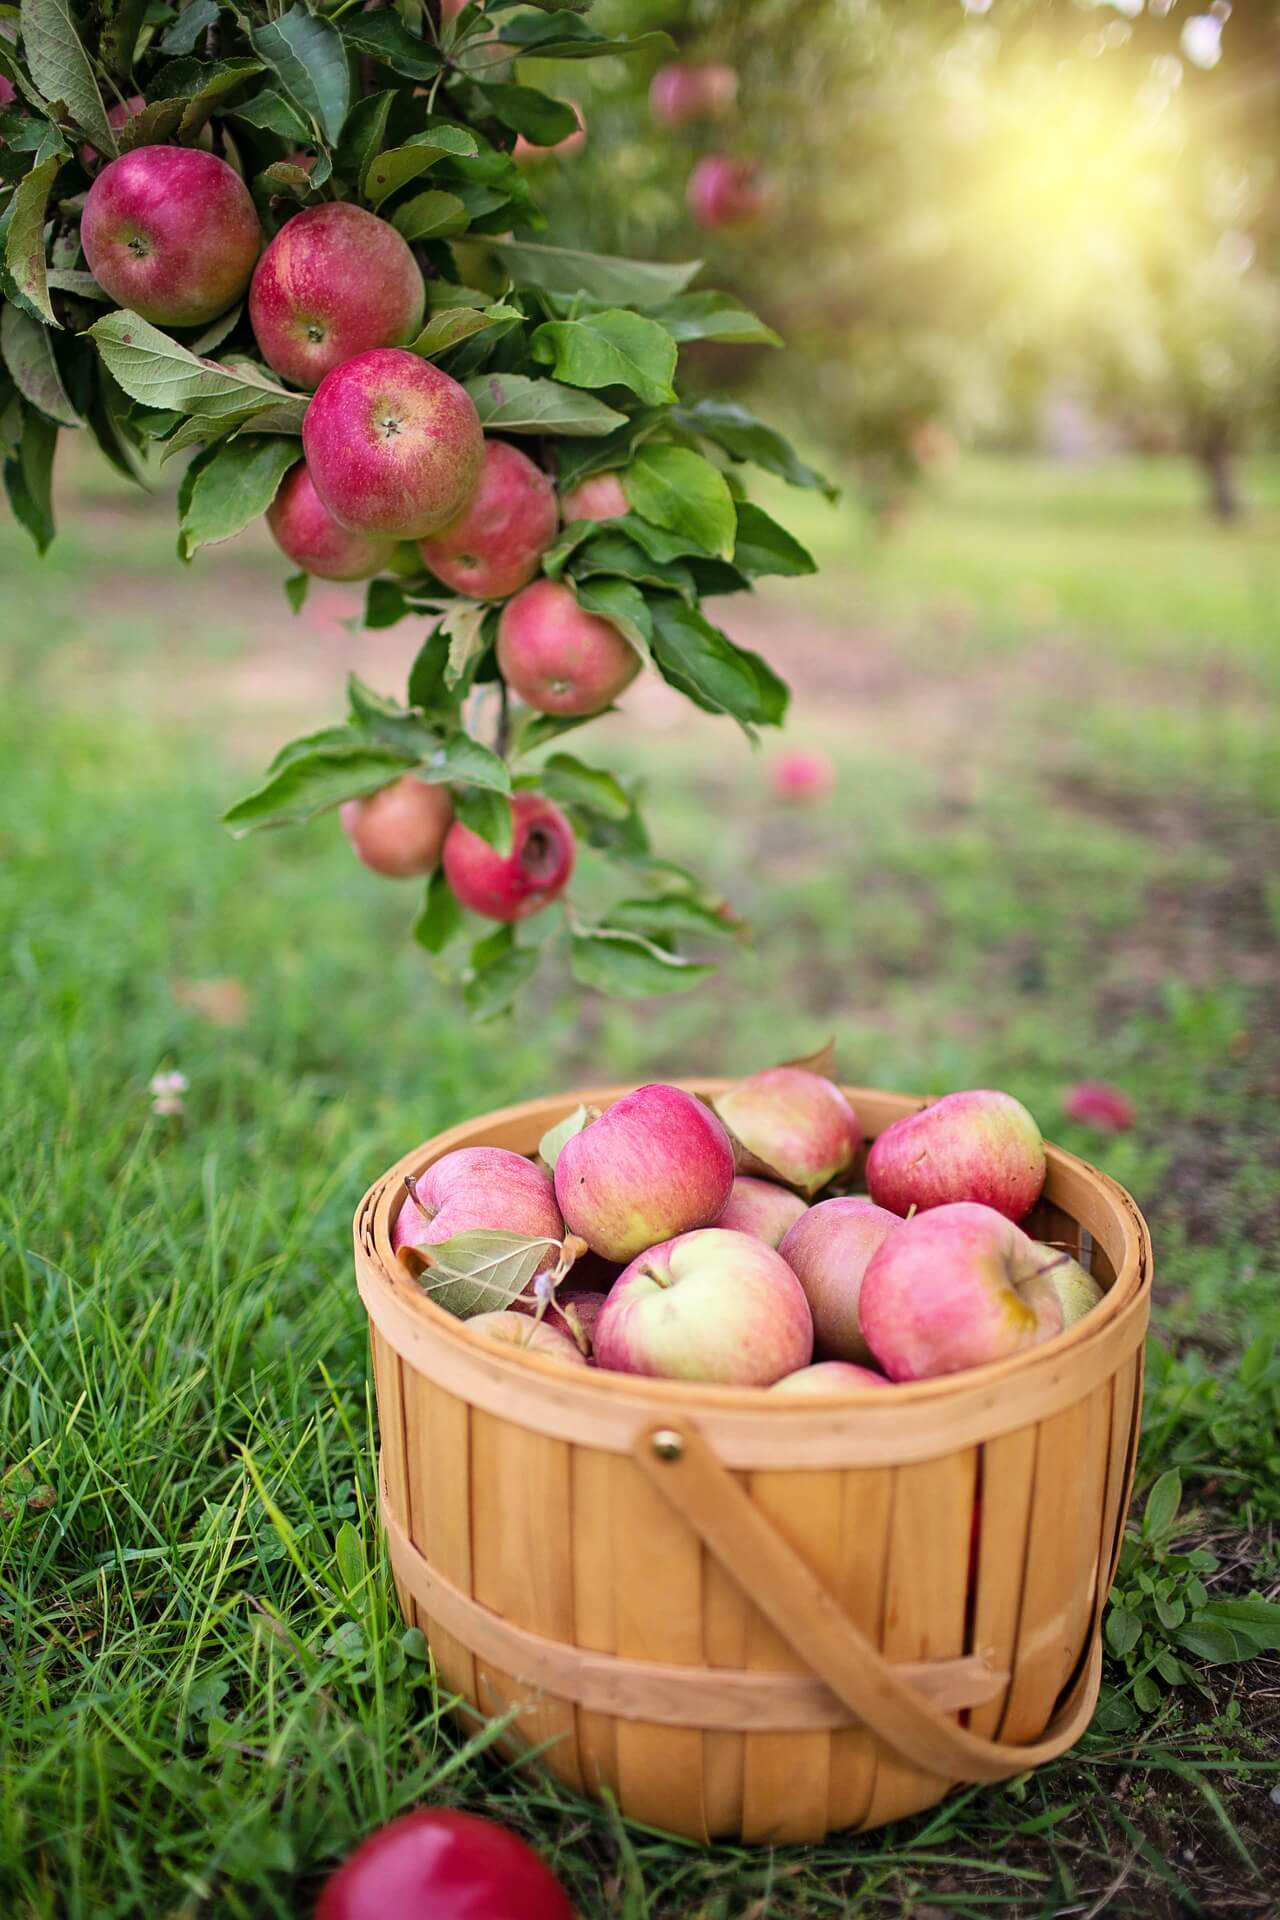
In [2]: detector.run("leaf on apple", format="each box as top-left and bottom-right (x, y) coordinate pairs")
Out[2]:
(410, 1229), (561, 1319)
(538, 1104), (593, 1175)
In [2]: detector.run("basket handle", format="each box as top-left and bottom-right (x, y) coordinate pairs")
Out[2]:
(632, 1419), (1105, 1784)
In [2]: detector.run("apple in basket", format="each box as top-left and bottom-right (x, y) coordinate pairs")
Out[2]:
(770, 1361), (890, 1394)
(866, 1089), (1046, 1222)
(712, 1067), (861, 1195)
(716, 1175), (808, 1248)
(554, 1084), (735, 1262)
(777, 1196), (900, 1363)
(393, 1147), (563, 1266)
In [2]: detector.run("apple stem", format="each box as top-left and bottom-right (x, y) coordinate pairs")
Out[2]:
(905, 1203), (918, 1221)
(1035, 1252), (1071, 1277)
(403, 1173), (438, 1222)
(641, 1264), (674, 1290)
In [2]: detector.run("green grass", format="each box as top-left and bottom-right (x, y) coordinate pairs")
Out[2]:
(2, 449), (1278, 1917)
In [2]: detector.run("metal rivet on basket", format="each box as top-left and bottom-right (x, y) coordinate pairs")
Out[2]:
(651, 1429), (684, 1462)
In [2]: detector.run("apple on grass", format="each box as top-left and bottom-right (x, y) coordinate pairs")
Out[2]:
(859, 1202), (1064, 1383)
(340, 776), (453, 878)
(267, 463), (398, 582)
(302, 348), (483, 541)
(713, 1066), (861, 1195)
(316, 1808), (576, 1920)
(496, 578), (640, 717)
(554, 1084), (735, 1263)
(778, 1196), (900, 1363)
(717, 1176), (808, 1249)
(770, 749), (835, 804)
(559, 470), (629, 523)
(392, 1146), (563, 1263)
(866, 1089), (1046, 1222)
(593, 1228), (814, 1386)
(770, 1361), (889, 1395)
(442, 791), (575, 922)
(467, 1309), (587, 1366)
(249, 203), (425, 390)
(420, 440), (557, 599)
(81, 145), (261, 326)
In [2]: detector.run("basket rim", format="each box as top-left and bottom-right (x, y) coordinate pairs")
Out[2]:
(357, 1080), (1152, 1417)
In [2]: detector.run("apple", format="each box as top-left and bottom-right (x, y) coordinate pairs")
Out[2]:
(1034, 1243), (1103, 1327)
(467, 1310), (587, 1366)
(81, 146), (261, 326)
(866, 1089), (1046, 1222)
(316, 1808), (576, 1920)
(717, 1176), (808, 1249)
(442, 790), (575, 922)
(392, 1146), (563, 1263)
(302, 348), (483, 540)
(712, 1067), (861, 1195)
(770, 748), (835, 803)
(513, 101), (586, 165)
(555, 1084), (735, 1263)
(770, 1361), (889, 1395)
(593, 1227), (814, 1386)
(687, 154), (772, 230)
(777, 1196), (899, 1362)
(859, 1202), (1064, 1383)
(340, 776), (453, 878)
(512, 1285), (608, 1354)
(249, 203), (425, 391)
(1062, 1081), (1135, 1133)
(496, 578), (640, 717)
(559, 470), (629, 523)
(420, 440), (557, 599)
(0, 77), (15, 109)
(80, 94), (145, 172)
(267, 462), (398, 581)
(649, 62), (738, 128)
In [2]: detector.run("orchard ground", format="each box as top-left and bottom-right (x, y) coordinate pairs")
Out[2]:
(3, 448), (1278, 1918)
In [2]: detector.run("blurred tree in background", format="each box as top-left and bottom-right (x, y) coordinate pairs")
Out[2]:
(525, 0), (1280, 518)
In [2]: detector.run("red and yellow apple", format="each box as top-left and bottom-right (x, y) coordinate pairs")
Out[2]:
(392, 1146), (563, 1261)
(713, 1067), (861, 1195)
(467, 1310), (587, 1366)
(420, 440), (557, 599)
(717, 1175), (808, 1248)
(554, 1084), (735, 1263)
(340, 776), (453, 878)
(866, 1089), (1046, 1222)
(559, 470), (629, 523)
(778, 1196), (899, 1362)
(770, 1361), (889, 1395)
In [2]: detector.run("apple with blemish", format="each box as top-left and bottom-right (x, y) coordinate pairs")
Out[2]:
(268, 463), (398, 581)
(82, 145), (260, 326)
(770, 1361), (889, 1395)
(713, 1067), (861, 1195)
(555, 1084), (735, 1263)
(392, 1146), (563, 1264)
(717, 1176), (808, 1249)
(249, 203), (425, 390)
(560, 470), (629, 523)
(420, 440), (557, 599)
(467, 1310), (587, 1366)
(496, 578), (640, 717)
(866, 1089), (1046, 1222)
(442, 790), (575, 923)
(340, 776), (453, 879)
(860, 1202), (1064, 1383)
(593, 1228), (813, 1386)
(302, 348), (483, 540)
(778, 1196), (899, 1362)
(1034, 1244), (1103, 1327)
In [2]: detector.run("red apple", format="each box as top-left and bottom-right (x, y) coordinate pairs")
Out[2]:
(81, 145), (260, 327)
(316, 1808), (576, 1920)
(340, 776), (453, 878)
(859, 1202), (1064, 1383)
(770, 1361), (889, 1395)
(512, 1285), (609, 1354)
(302, 348), (483, 540)
(496, 578), (640, 717)
(778, 1196), (899, 1363)
(249, 203), (425, 390)
(1062, 1081), (1134, 1133)
(513, 101), (586, 165)
(392, 1146), (563, 1266)
(442, 790), (575, 923)
(866, 1090), (1046, 1223)
(0, 77), (15, 109)
(717, 1176), (808, 1249)
(80, 94), (145, 172)
(594, 1227), (813, 1385)
(267, 462), (397, 581)
(770, 749), (835, 803)
(555, 1084), (735, 1263)
(649, 62), (738, 127)
(559, 470), (629, 523)
(687, 154), (772, 230)
(420, 440), (557, 599)
(467, 1309), (588, 1366)
(712, 1067), (861, 1195)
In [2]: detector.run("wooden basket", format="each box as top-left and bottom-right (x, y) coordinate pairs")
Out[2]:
(354, 1084), (1152, 1844)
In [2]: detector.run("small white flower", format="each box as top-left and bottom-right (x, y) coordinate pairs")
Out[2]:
(533, 1271), (556, 1303)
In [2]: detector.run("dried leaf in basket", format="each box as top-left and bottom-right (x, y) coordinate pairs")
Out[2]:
(538, 1103), (595, 1173)
(778, 1036), (837, 1080)
(408, 1229), (562, 1319)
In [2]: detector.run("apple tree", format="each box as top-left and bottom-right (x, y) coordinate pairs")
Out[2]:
(0, 0), (830, 1015)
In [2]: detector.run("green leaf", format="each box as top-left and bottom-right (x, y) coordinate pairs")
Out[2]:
(366, 135), (461, 207)
(335, 89), (395, 190)
(649, 595), (788, 729)
(424, 731), (510, 797)
(412, 1225), (555, 1312)
(1105, 1605), (1142, 1658)
(390, 189), (470, 242)
(1175, 1622), (1245, 1665)
(0, 302), (80, 425)
(538, 1103), (591, 1174)
(535, 752), (630, 823)
(464, 372), (626, 438)
(2, 402), (56, 552)
(178, 436), (298, 559)
(1143, 1470), (1182, 1542)
(553, 409), (666, 492)
(115, 97), (187, 150)
(88, 312), (307, 430)
(148, 58), (266, 141)
(5, 153), (60, 326)
(489, 239), (701, 307)
(625, 444), (736, 560)
(285, 572), (308, 614)
(407, 629), (453, 714)
(252, 6), (349, 146)
(464, 931), (540, 1022)
(160, 0), (220, 57)
(480, 83), (578, 146)
(493, 12), (672, 60)
(338, 14), (442, 82)
(413, 867), (463, 956)
(511, 709), (601, 758)
(570, 927), (713, 999)
(20, 0), (117, 158)
(607, 896), (739, 941)
(568, 530), (695, 600)
(1131, 1671), (1161, 1714)
(335, 1521), (364, 1598)
(224, 747), (413, 835)
(531, 310), (677, 409)
(573, 576), (651, 663)
(439, 600), (490, 692)
(230, 89), (312, 143)
(646, 290), (782, 349)
(406, 303), (520, 360)
(732, 501), (816, 578)
(675, 399), (838, 499)
(454, 785), (512, 853)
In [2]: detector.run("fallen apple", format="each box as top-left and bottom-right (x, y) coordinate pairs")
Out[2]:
(420, 439), (558, 600)
(717, 1175), (808, 1248)
(392, 1146), (563, 1264)
(267, 462), (398, 582)
(859, 1202), (1064, 1383)
(442, 790), (575, 922)
(866, 1089), (1046, 1222)
(778, 1196), (900, 1362)
(496, 578), (640, 717)
(555, 1084), (735, 1263)
(340, 776), (453, 878)
(770, 748), (835, 804)
(81, 145), (261, 326)
(249, 202), (425, 390)
(770, 1361), (889, 1394)
(713, 1067), (861, 1195)
(315, 1807), (576, 1920)
(1062, 1081), (1135, 1133)
(593, 1227), (813, 1386)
